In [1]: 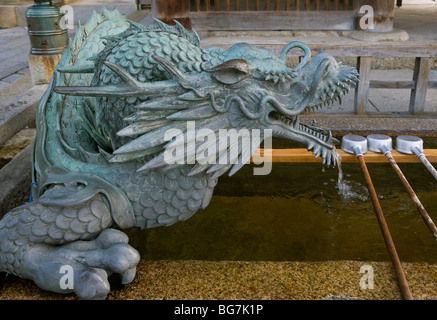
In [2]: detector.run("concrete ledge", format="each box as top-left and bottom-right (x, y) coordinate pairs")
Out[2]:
(0, 144), (32, 219)
(0, 128), (35, 168)
(0, 84), (47, 146)
(301, 115), (437, 135)
(0, 73), (33, 107)
(0, 5), (18, 28)
(343, 28), (410, 42)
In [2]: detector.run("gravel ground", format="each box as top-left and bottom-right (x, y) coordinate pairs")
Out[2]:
(1, 260), (436, 300)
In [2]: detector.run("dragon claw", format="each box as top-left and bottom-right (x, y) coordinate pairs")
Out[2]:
(309, 144), (337, 168)
(75, 267), (110, 300)
(22, 229), (140, 300)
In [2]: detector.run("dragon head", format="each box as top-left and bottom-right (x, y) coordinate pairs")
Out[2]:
(199, 42), (359, 166)
(54, 40), (358, 178)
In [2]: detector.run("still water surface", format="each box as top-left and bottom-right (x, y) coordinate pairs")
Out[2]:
(126, 138), (437, 263)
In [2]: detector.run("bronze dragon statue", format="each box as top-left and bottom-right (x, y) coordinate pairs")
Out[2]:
(0, 8), (358, 299)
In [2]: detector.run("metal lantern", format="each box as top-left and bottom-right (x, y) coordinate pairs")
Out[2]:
(25, 0), (68, 55)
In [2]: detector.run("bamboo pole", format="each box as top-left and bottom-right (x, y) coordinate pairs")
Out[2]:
(383, 150), (437, 240)
(417, 153), (437, 181)
(356, 154), (413, 300)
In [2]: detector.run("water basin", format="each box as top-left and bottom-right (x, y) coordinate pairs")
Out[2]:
(125, 137), (437, 263)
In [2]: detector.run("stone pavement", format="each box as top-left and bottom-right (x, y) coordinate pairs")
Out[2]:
(394, 0), (437, 42)
(0, 27), (30, 85)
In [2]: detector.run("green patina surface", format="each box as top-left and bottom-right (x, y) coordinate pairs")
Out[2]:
(0, 7), (359, 299)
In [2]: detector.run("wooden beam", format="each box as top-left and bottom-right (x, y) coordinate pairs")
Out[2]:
(305, 41), (437, 58)
(356, 0), (395, 32)
(352, 0), (359, 9)
(225, 0), (231, 11)
(285, 0), (291, 10)
(251, 149), (437, 163)
(369, 79), (437, 91)
(354, 56), (372, 114)
(190, 11), (357, 30)
(410, 57), (432, 115)
(200, 38), (437, 58)
(235, 0), (240, 11)
(195, 0), (200, 11)
(152, 0), (191, 29)
(274, 0), (280, 11)
(370, 80), (415, 89)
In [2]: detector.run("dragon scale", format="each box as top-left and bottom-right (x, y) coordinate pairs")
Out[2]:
(0, 8), (358, 299)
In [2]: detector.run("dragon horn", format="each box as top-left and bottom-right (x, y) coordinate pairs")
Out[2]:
(57, 63), (95, 74)
(54, 61), (182, 97)
(280, 41), (312, 69)
(151, 55), (186, 82)
(102, 61), (142, 86)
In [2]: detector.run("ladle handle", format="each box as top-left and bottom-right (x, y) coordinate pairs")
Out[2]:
(356, 155), (413, 300)
(384, 151), (437, 240)
(415, 149), (437, 182)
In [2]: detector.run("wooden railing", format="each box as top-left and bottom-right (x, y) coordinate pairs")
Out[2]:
(151, 1), (396, 32)
(191, 0), (359, 12)
(306, 42), (437, 114)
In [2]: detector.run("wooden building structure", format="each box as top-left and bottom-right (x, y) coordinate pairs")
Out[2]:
(149, 0), (396, 33)
(144, 0), (437, 116)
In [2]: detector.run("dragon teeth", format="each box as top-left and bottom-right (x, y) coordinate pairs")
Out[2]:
(294, 119), (299, 129)
(276, 114), (300, 128)
(297, 123), (333, 144)
(327, 131), (333, 142)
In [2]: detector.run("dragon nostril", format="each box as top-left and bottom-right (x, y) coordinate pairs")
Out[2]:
(267, 111), (278, 122)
